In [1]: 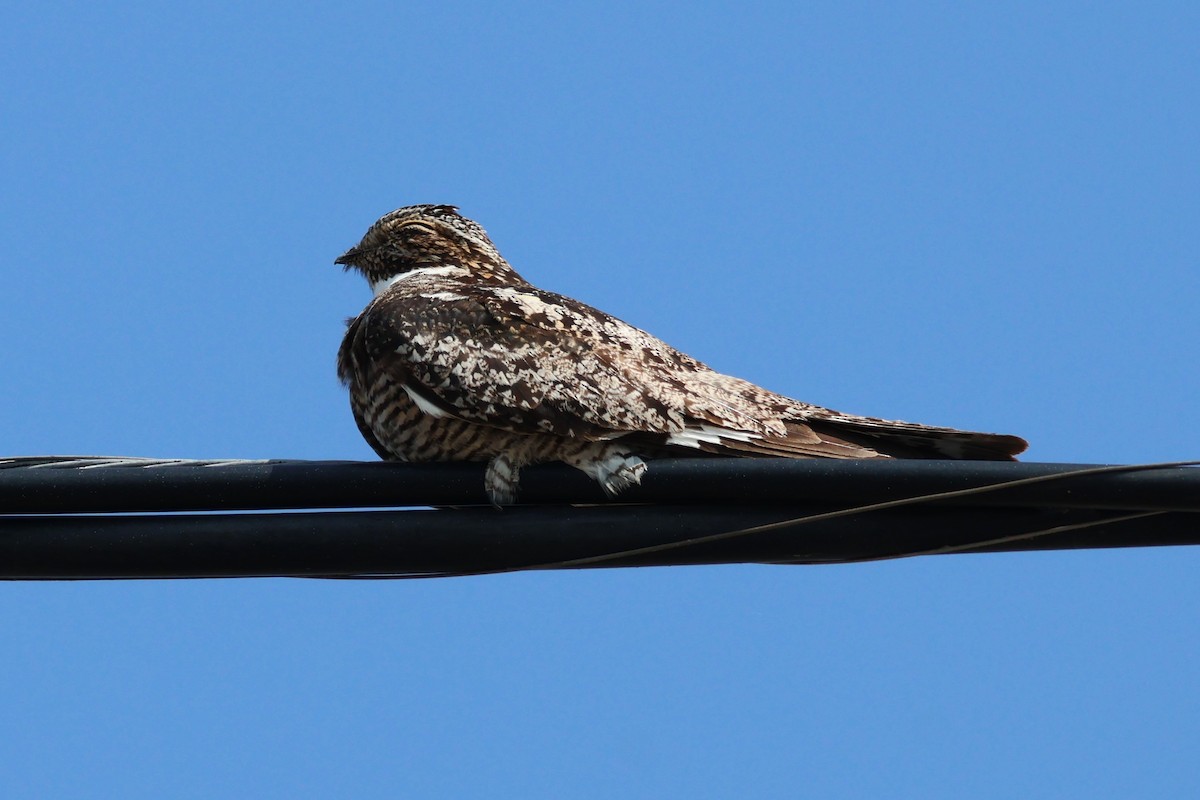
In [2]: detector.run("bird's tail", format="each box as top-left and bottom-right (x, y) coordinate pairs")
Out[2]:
(668, 416), (1027, 462)
(802, 417), (1027, 460)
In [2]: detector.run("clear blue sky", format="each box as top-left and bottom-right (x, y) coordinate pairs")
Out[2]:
(3, 2), (1199, 796)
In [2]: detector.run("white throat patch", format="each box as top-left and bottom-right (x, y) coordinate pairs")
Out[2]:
(371, 265), (464, 297)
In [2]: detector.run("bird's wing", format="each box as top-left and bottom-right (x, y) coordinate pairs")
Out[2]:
(348, 283), (832, 440)
(348, 285), (716, 437)
(349, 283), (1024, 460)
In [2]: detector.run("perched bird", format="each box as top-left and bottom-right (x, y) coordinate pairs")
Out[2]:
(336, 205), (1027, 504)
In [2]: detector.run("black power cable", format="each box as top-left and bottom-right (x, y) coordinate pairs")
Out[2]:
(1, 457), (1198, 580)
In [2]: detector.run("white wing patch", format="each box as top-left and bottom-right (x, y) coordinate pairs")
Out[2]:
(402, 383), (451, 418)
(666, 424), (761, 449)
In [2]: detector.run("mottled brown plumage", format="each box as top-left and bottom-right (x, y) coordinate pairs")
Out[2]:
(336, 205), (1027, 503)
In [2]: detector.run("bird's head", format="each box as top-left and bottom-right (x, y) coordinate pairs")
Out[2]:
(335, 205), (522, 291)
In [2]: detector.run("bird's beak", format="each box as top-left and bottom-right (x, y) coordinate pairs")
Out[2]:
(334, 247), (361, 267)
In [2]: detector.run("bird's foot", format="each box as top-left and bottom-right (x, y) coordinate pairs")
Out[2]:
(601, 460), (647, 496)
(484, 454), (521, 507)
(594, 453), (648, 497)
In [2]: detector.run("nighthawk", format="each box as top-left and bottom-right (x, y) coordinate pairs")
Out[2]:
(336, 205), (1027, 504)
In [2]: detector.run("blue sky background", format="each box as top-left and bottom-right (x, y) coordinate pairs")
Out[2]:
(3, 2), (1199, 796)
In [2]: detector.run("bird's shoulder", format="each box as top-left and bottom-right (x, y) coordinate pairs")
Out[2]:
(357, 277), (705, 372)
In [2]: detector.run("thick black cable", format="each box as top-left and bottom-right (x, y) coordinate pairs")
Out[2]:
(3, 458), (1199, 580)
(317, 461), (1200, 579)
(5, 457), (1200, 513)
